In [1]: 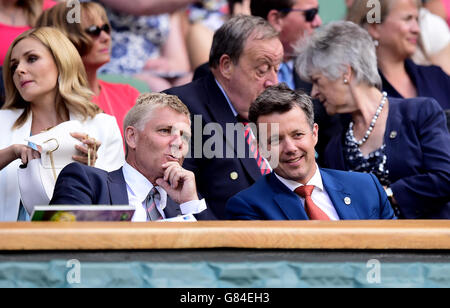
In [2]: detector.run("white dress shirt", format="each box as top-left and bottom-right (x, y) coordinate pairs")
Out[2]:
(122, 163), (206, 222)
(274, 165), (340, 220)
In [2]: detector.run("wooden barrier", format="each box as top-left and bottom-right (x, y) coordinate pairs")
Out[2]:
(0, 220), (449, 251)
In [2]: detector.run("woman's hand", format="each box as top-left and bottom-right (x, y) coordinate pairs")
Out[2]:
(0, 144), (40, 171)
(70, 133), (102, 166)
(13, 144), (41, 165)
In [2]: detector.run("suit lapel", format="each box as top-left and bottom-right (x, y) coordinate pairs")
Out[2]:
(269, 174), (309, 220)
(107, 168), (129, 205)
(202, 73), (262, 182)
(320, 169), (359, 220)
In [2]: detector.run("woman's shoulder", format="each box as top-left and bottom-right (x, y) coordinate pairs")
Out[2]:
(98, 80), (140, 96)
(390, 96), (441, 112)
(88, 112), (118, 124)
(407, 58), (449, 78)
(0, 108), (23, 121)
(388, 97), (445, 127)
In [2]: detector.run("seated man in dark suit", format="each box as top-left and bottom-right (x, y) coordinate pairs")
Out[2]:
(165, 15), (284, 219)
(51, 93), (214, 221)
(226, 84), (395, 220)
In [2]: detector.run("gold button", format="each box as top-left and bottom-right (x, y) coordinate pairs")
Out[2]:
(230, 172), (238, 180)
(389, 131), (397, 139)
(344, 197), (351, 205)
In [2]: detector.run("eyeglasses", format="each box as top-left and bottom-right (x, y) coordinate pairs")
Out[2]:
(85, 24), (111, 37)
(279, 7), (319, 22)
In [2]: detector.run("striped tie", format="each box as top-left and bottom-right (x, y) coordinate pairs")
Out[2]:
(145, 187), (163, 221)
(241, 121), (271, 175)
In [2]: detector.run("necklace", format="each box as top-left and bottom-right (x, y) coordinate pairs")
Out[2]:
(348, 91), (387, 146)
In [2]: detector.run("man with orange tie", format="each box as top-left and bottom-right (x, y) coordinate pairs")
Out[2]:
(226, 84), (396, 220)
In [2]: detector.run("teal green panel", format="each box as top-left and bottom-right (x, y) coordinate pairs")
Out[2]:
(1, 261), (450, 288)
(319, 0), (347, 23)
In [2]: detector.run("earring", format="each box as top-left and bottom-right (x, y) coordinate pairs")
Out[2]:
(373, 40), (379, 47)
(344, 79), (348, 84)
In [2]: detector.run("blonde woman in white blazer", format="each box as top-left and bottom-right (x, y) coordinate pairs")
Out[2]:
(0, 27), (124, 221)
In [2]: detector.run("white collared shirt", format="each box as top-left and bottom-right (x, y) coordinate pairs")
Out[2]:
(274, 165), (340, 220)
(277, 60), (295, 90)
(122, 163), (206, 222)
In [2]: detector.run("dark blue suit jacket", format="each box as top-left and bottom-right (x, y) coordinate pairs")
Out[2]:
(191, 63), (346, 166)
(380, 59), (450, 110)
(50, 162), (214, 220)
(226, 169), (395, 220)
(165, 72), (263, 219)
(324, 97), (450, 219)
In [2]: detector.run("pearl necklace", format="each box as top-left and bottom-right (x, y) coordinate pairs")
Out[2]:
(348, 91), (388, 146)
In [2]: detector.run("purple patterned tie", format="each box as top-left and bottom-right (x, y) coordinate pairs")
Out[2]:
(145, 187), (162, 221)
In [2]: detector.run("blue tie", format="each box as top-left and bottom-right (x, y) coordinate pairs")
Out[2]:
(278, 62), (295, 90)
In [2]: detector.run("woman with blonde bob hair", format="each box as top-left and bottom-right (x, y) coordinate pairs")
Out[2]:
(0, 27), (124, 221)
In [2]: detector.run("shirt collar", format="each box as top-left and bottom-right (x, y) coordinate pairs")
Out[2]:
(215, 78), (238, 117)
(274, 164), (324, 192)
(122, 162), (168, 208)
(284, 60), (294, 71)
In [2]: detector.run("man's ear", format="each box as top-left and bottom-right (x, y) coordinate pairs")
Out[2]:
(125, 126), (138, 151)
(312, 123), (319, 147)
(267, 9), (283, 32)
(219, 54), (234, 80)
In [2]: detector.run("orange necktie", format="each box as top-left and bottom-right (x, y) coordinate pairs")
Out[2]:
(294, 185), (330, 220)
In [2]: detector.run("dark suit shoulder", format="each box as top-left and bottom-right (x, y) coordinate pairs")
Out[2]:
(60, 162), (109, 181)
(320, 167), (378, 184)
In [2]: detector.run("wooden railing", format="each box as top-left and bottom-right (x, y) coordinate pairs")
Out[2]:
(0, 220), (449, 251)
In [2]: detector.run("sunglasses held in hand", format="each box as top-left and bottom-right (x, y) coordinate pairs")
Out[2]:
(85, 24), (111, 37)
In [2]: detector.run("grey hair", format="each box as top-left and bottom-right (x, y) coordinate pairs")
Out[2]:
(249, 83), (315, 130)
(209, 14), (279, 68)
(295, 20), (382, 89)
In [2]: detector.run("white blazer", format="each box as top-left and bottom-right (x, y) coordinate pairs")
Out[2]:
(0, 109), (125, 221)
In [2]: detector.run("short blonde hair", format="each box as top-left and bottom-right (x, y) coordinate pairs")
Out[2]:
(123, 93), (190, 157)
(2, 27), (101, 129)
(123, 93), (190, 134)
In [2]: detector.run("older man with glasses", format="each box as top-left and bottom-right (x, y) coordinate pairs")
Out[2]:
(251, 0), (344, 167)
(250, 0), (321, 90)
